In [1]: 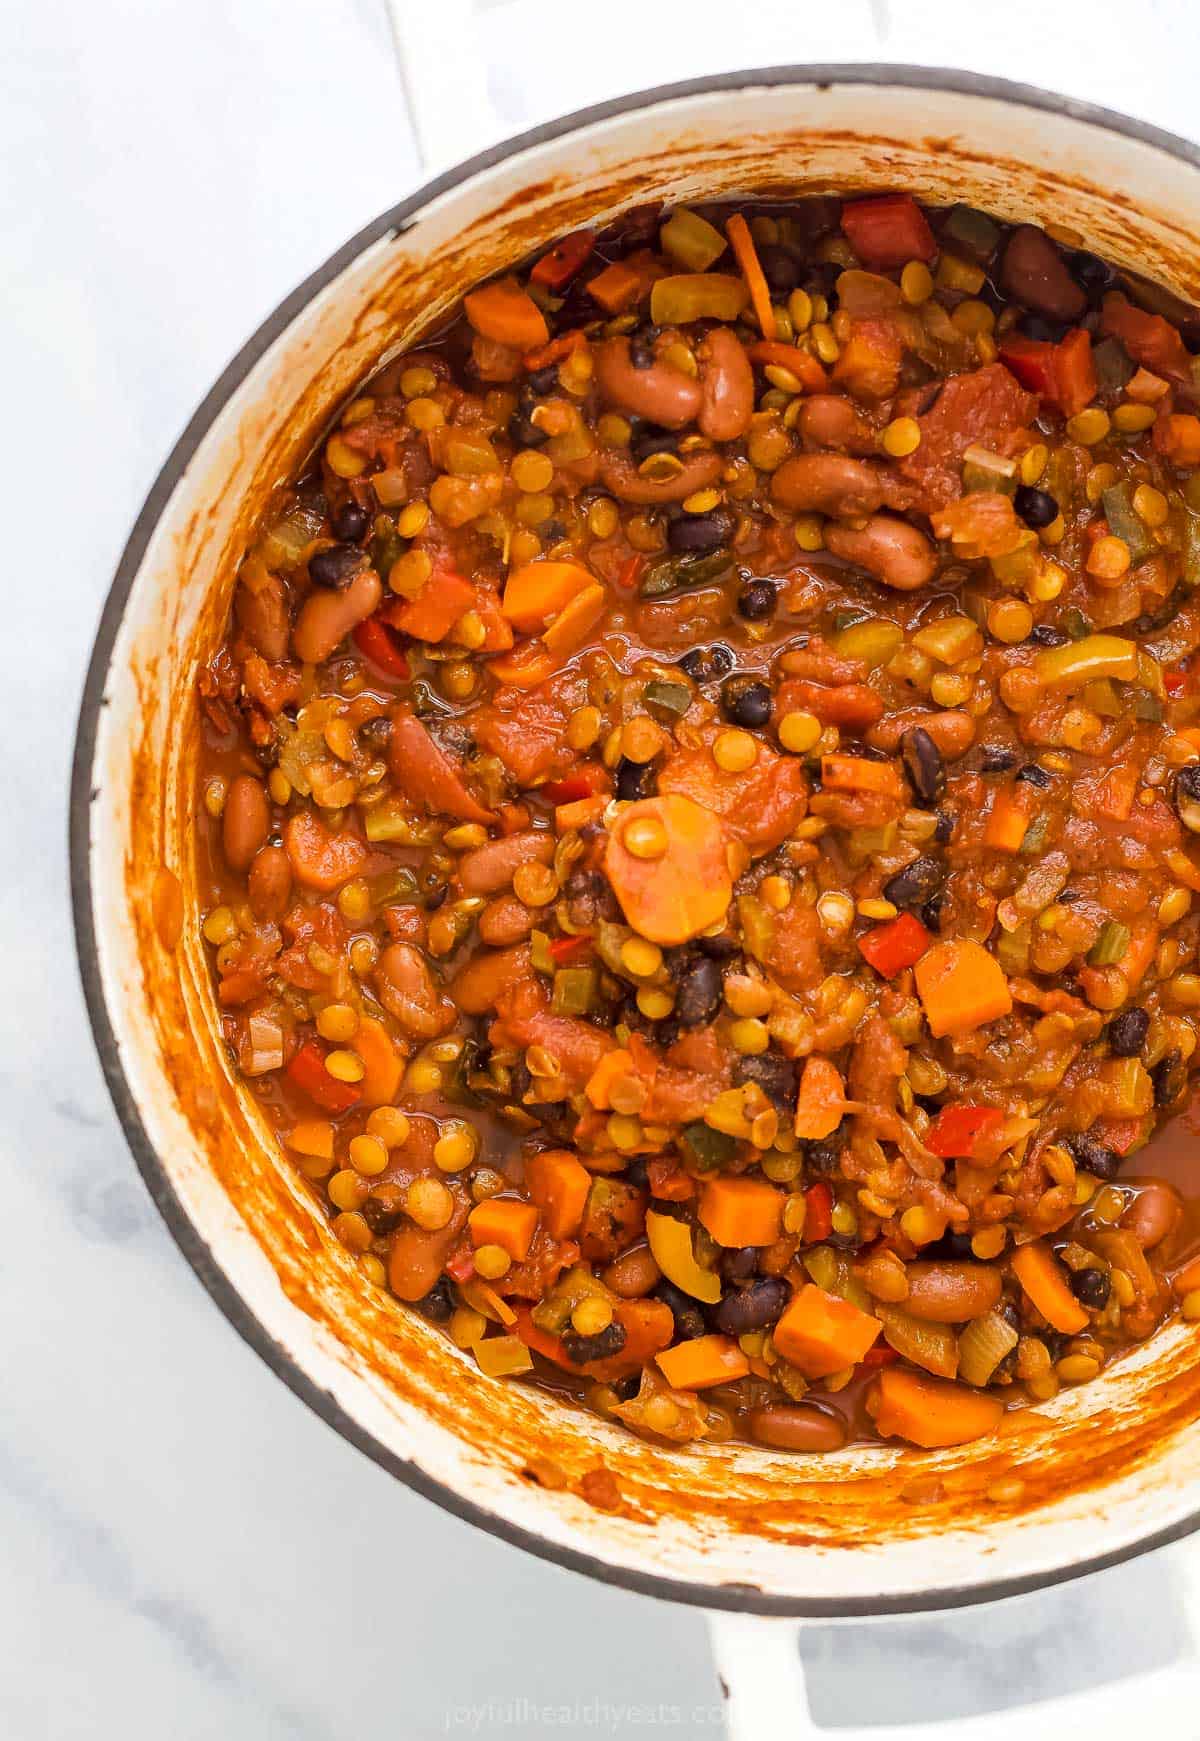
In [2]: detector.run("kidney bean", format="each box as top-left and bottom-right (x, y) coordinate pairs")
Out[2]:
(376, 942), (457, 1037)
(673, 955), (723, 1028)
(825, 516), (937, 591)
(602, 1244), (662, 1299)
(797, 394), (880, 455)
(599, 448), (723, 505)
(291, 566), (382, 664)
(1122, 1179), (1183, 1250)
(746, 1403), (847, 1452)
(388, 1190), (469, 1300)
(247, 843), (292, 920)
(903, 1261), (1002, 1322)
(447, 944), (533, 1016)
(222, 774), (270, 872)
(235, 570), (291, 662)
(594, 337), (702, 428)
(770, 453), (910, 517)
(458, 830), (554, 895)
(697, 326), (754, 441)
(1000, 225), (1086, 322)
(869, 708), (975, 761)
(283, 810), (366, 891)
(478, 893), (535, 946)
(715, 1277), (790, 1336)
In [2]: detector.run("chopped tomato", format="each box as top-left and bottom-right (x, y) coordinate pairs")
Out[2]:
(286, 1040), (361, 1114)
(998, 328), (1096, 417)
(530, 229), (595, 290)
(352, 614), (410, 678)
(858, 912), (930, 978)
(803, 1181), (834, 1243)
(925, 1105), (1005, 1159)
(841, 194), (936, 269)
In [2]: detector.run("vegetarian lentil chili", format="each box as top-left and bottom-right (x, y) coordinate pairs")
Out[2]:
(197, 192), (1200, 1456)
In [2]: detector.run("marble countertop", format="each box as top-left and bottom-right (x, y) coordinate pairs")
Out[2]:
(5, 1), (1200, 1734)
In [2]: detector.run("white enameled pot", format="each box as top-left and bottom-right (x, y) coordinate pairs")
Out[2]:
(72, 67), (1200, 1732)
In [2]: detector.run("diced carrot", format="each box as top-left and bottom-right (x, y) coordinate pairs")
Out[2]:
(283, 811), (368, 892)
(522, 329), (587, 372)
(656, 1334), (750, 1391)
(586, 259), (646, 313)
(745, 340), (828, 392)
(501, 560), (594, 633)
(1174, 1255), (1200, 1297)
(915, 939), (1012, 1037)
(605, 794), (732, 946)
(489, 584), (608, 689)
(726, 212), (777, 339)
(872, 1368), (1004, 1448)
(288, 1119), (335, 1160)
(793, 1056), (846, 1141)
(984, 790), (1031, 852)
(1116, 919), (1160, 990)
(584, 1048), (637, 1111)
(463, 279), (549, 350)
(1011, 1240), (1089, 1334)
(555, 796), (608, 833)
(773, 1284), (882, 1378)
(530, 229), (595, 291)
(389, 707), (496, 825)
(820, 754), (903, 798)
(353, 1015), (403, 1108)
(1156, 413), (1200, 468)
(525, 1149), (591, 1240)
(1094, 764), (1139, 822)
(698, 1177), (785, 1248)
(385, 571), (476, 643)
(468, 1198), (540, 1262)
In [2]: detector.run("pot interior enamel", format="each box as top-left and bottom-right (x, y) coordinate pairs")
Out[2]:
(76, 71), (1200, 1613)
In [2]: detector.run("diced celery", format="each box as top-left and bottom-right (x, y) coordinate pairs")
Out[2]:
(1019, 812), (1051, 856)
(643, 679), (692, 718)
(1092, 337), (1135, 391)
(736, 895), (775, 962)
(996, 920), (1032, 975)
(639, 548), (735, 599)
(678, 1122), (736, 1170)
(1089, 920), (1131, 966)
(957, 1311), (1018, 1387)
(832, 617), (904, 669)
(1101, 483), (1153, 563)
(530, 930), (555, 976)
(552, 967), (598, 1016)
(940, 204), (1001, 262)
(877, 1305), (958, 1379)
(961, 445), (1018, 498)
(364, 800), (415, 843)
(912, 615), (983, 664)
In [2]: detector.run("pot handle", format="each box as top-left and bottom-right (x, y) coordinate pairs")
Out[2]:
(384, 0), (504, 171)
(709, 1580), (1200, 1740)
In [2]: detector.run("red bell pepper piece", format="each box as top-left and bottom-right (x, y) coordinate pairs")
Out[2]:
(1165, 670), (1188, 697)
(840, 193), (936, 269)
(616, 554), (645, 591)
(530, 229), (595, 291)
(286, 1039), (361, 1114)
(445, 1243), (476, 1284)
(352, 614), (410, 679)
(862, 1344), (900, 1367)
(542, 765), (610, 804)
(1101, 291), (1193, 381)
(803, 1181), (834, 1243)
(925, 1105), (1005, 1159)
(549, 934), (594, 965)
(999, 328), (1096, 417)
(858, 912), (931, 979)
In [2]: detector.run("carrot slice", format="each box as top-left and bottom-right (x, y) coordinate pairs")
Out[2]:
(463, 279), (549, 350)
(656, 1334), (750, 1390)
(820, 754), (903, 798)
(488, 584), (608, 688)
(745, 339), (828, 392)
(983, 790), (1031, 852)
(283, 811), (367, 892)
(501, 560), (593, 633)
(386, 571), (475, 643)
(1011, 1241), (1089, 1334)
(288, 1119), (335, 1160)
(584, 1047), (637, 1111)
(353, 1015), (403, 1108)
(793, 1056), (847, 1140)
(726, 212), (775, 339)
(915, 940), (1012, 1038)
(525, 1149), (591, 1240)
(468, 1198), (540, 1262)
(773, 1284), (882, 1378)
(389, 707), (496, 825)
(698, 1177), (785, 1248)
(604, 794), (732, 946)
(872, 1368), (1004, 1448)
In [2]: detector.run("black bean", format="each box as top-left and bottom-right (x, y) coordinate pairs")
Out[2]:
(628, 330), (660, 370)
(332, 500), (370, 543)
(735, 1052), (798, 1111)
(721, 676), (773, 729)
(415, 1277), (454, 1322)
(359, 716), (394, 751)
(925, 1230), (976, 1261)
(674, 956), (723, 1028)
(804, 1134), (846, 1175)
(308, 543), (365, 588)
(1016, 311), (1070, 343)
(525, 364), (560, 395)
(720, 1246), (760, 1284)
(921, 890), (946, 933)
(1029, 625), (1069, 649)
(562, 1321), (627, 1365)
(669, 508), (735, 555)
(1017, 763), (1053, 789)
(678, 643), (735, 684)
(611, 1373), (640, 1402)
(1014, 485), (1059, 529)
(630, 425), (677, 462)
(1072, 250), (1118, 304)
(980, 746), (1019, 771)
(934, 810), (955, 844)
(616, 756), (658, 801)
(900, 726), (944, 804)
(1107, 1007), (1150, 1058)
(696, 932), (739, 959)
(883, 856), (943, 910)
(758, 245), (801, 294)
(1174, 765), (1200, 832)
(509, 406), (548, 447)
(654, 1279), (708, 1340)
(361, 1191), (406, 1234)
(1153, 1047), (1187, 1108)
(1070, 1267), (1111, 1309)
(737, 581), (778, 622)
(1064, 1131), (1121, 1182)
(623, 1156), (650, 1191)
(715, 1277), (790, 1336)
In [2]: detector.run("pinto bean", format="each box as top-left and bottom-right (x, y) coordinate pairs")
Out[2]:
(283, 810), (367, 891)
(697, 326), (754, 442)
(746, 1403), (847, 1452)
(478, 893), (535, 946)
(602, 1244), (662, 1299)
(770, 453), (910, 516)
(448, 944), (533, 1015)
(222, 775), (270, 872)
(825, 515), (937, 591)
(389, 1188), (469, 1301)
(797, 395), (880, 455)
(458, 831), (554, 895)
(593, 337), (702, 428)
(1122, 1179), (1183, 1251)
(376, 942), (456, 1038)
(1000, 225), (1086, 322)
(867, 707), (976, 759)
(235, 571), (291, 661)
(291, 566), (382, 664)
(903, 1261), (1002, 1323)
(599, 448), (724, 505)
(247, 843), (292, 920)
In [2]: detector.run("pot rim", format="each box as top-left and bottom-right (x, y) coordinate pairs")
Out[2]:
(70, 62), (1200, 1617)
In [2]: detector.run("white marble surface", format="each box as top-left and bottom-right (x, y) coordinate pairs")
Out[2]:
(5, 0), (1200, 1735)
